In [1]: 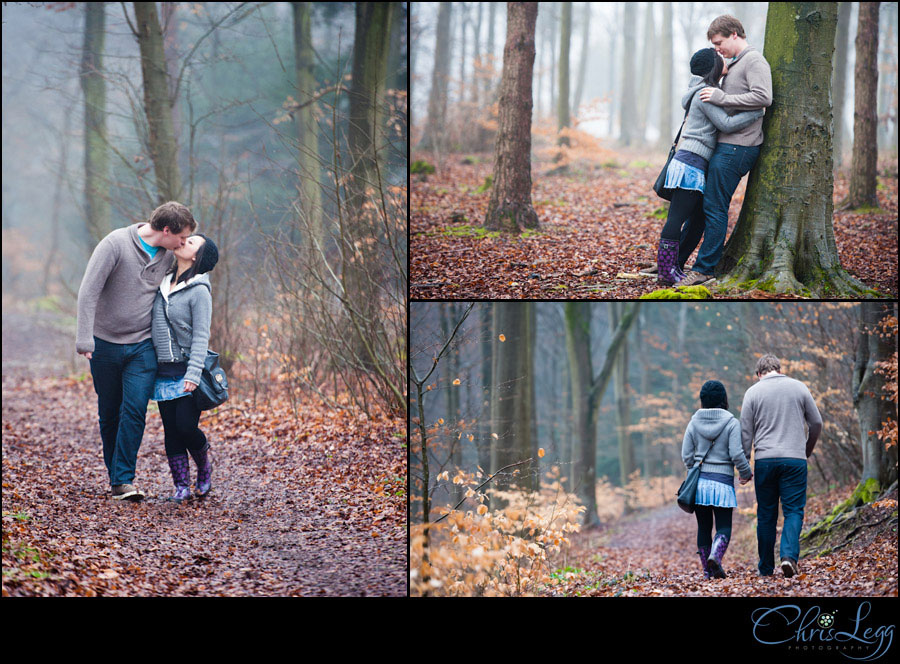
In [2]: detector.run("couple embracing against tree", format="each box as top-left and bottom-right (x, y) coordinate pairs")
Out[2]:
(653, 14), (772, 287)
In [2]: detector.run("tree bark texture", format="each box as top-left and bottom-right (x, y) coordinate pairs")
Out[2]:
(611, 303), (635, 511)
(717, 2), (868, 297)
(81, 2), (110, 246)
(845, 1), (880, 209)
(484, 2), (539, 233)
(853, 302), (898, 490)
(134, 1), (183, 203)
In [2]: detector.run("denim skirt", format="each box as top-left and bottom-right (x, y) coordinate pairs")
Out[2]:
(153, 375), (190, 402)
(664, 157), (706, 193)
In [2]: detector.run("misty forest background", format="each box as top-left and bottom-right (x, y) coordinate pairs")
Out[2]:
(410, 302), (898, 596)
(410, 2), (898, 299)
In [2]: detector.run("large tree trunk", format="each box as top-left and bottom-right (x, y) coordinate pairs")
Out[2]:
(417, 2), (452, 151)
(716, 2), (868, 297)
(484, 2), (539, 233)
(490, 302), (536, 499)
(853, 302), (898, 492)
(843, 1), (880, 209)
(134, 1), (183, 203)
(81, 2), (110, 245)
(556, 1), (572, 148)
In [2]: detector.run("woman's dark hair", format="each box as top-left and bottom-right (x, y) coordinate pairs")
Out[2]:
(169, 237), (209, 285)
(701, 55), (725, 89)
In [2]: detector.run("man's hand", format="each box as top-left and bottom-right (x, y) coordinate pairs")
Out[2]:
(739, 474), (753, 485)
(699, 87), (717, 103)
(79, 351), (93, 360)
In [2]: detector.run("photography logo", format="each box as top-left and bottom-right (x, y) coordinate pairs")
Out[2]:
(750, 601), (895, 660)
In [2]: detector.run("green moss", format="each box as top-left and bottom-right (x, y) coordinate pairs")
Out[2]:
(474, 175), (493, 194)
(649, 206), (668, 219)
(411, 160), (435, 175)
(639, 285), (712, 300)
(441, 224), (500, 239)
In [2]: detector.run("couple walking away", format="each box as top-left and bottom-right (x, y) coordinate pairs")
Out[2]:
(655, 14), (772, 287)
(681, 354), (823, 579)
(76, 201), (220, 502)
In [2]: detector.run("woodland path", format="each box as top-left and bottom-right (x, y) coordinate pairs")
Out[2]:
(550, 485), (898, 598)
(1, 309), (407, 597)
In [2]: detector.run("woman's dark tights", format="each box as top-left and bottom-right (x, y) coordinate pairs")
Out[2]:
(694, 505), (733, 548)
(661, 188), (706, 271)
(158, 395), (207, 457)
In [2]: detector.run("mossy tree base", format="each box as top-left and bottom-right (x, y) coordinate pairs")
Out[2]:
(484, 202), (539, 233)
(639, 285), (712, 300)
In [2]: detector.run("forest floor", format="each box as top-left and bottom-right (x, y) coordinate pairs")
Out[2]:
(545, 481), (898, 598)
(410, 150), (898, 300)
(1, 307), (407, 597)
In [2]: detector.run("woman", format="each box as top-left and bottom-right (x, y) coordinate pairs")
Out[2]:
(151, 233), (219, 501)
(655, 49), (765, 285)
(681, 380), (752, 579)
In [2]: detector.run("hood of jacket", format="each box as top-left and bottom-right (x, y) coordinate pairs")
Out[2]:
(681, 75), (708, 110)
(689, 408), (736, 443)
(159, 271), (211, 303)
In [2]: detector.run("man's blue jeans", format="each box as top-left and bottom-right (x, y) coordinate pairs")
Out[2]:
(680, 143), (761, 275)
(754, 458), (808, 576)
(89, 336), (157, 486)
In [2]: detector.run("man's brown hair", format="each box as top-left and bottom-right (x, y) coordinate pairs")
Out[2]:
(708, 15), (746, 41)
(756, 354), (781, 376)
(148, 201), (197, 234)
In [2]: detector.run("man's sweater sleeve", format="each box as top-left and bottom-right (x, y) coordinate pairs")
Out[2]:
(76, 238), (118, 354)
(740, 393), (755, 460)
(707, 59), (773, 110)
(728, 420), (752, 479)
(804, 387), (824, 457)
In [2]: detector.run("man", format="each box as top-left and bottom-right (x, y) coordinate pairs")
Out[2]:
(679, 15), (773, 286)
(741, 354), (823, 578)
(76, 202), (196, 500)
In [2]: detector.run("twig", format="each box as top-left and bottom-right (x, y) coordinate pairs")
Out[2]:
(433, 458), (534, 524)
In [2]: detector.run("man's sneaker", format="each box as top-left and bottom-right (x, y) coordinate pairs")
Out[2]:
(679, 271), (716, 287)
(781, 558), (799, 578)
(112, 484), (145, 501)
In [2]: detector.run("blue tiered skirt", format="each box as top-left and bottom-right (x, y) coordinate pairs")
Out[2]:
(664, 156), (706, 193)
(695, 471), (738, 508)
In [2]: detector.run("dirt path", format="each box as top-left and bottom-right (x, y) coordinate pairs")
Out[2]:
(553, 491), (897, 597)
(2, 370), (407, 596)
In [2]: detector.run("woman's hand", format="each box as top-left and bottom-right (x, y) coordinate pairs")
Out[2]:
(183, 381), (198, 393)
(739, 474), (753, 485)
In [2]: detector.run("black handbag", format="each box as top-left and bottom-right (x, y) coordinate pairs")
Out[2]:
(653, 90), (699, 201)
(160, 291), (229, 411)
(676, 437), (714, 513)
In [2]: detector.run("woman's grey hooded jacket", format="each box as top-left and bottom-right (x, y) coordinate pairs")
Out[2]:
(151, 271), (212, 386)
(681, 408), (752, 480)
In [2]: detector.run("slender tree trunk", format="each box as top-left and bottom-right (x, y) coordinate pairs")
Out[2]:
(636, 1), (655, 143)
(853, 302), (898, 492)
(657, 2), (674, 150)
(717, 2), (868, 297)
(832, 2), (851, 169)
(572, 2), (591, 114)
(843, 1), (880, 209)
(81, 2), (110, 245)
(484, 2), (539, 232)
(478, 303), (494, 474)
(611, 303), (635, 512)
(417, 2), (452, 151)
(556, 1), (572, 147)
(134, 1), (183, 202)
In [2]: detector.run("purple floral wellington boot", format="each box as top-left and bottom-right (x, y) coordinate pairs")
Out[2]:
(656, 239), (686, 285)
(706, 533), (730, 579)
(167, 454), (192, 502)
(698, 545), (711, 579)
(188, 444), (212, 497)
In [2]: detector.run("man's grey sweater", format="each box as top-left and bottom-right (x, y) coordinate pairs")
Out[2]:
(740, 373), (823, 461)
(682, 408), (752, 479)
(151, 272), (212, 387)
(703, 45), (773, 147)
(678, 75), (766, 162)
(76, 224), (173, 354)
